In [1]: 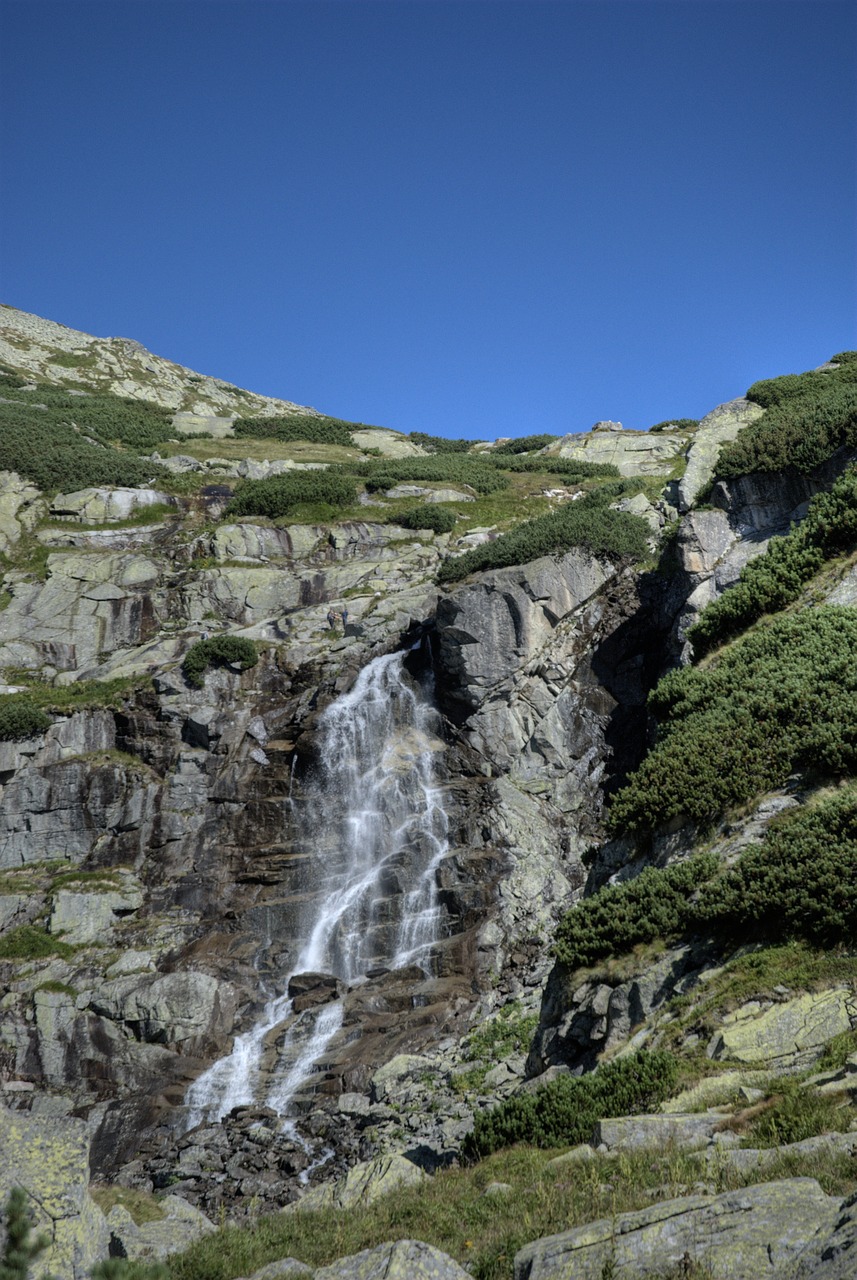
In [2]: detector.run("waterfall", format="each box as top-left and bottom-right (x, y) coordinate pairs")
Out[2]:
(185, 650), (448, 1126)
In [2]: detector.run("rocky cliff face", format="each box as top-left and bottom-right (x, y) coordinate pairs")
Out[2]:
(1, 320), (855, 1276)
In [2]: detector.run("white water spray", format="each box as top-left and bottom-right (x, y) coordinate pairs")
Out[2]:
(186, 651), (448, 1126)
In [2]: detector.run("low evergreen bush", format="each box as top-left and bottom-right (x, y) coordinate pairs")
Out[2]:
(408, 432), (475, 453)
(493, 434), (559, 454)
(463, 1050), (678, 1158)
(225, 472), (358, 519)
(397, 505), (457, 534)
(0, 700), (51, 741)
(493, 456), (620, 479)
(233, 414), (356, 448)
(608, 608), (857, 835)
(689, 467), (857, 656)
(717, 358), (857, 477)
(182, 636), (258, 688)
(553, 854), (718, 969)
(438, 489), (648, 584)
(694, 785), (857, 948)
(343, 455), (508, 496)
(0, 1188), (50, 1280)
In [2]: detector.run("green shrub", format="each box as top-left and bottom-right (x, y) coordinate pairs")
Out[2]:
(233, 414), (355, 448)
(397, 505), (457, 534)
(182, 636), (258, 688)
(493, 456), (620, 479)
(0, 381), (174, 491)
(553, 854), (718, 970)
(717, 360), (857, 477)
(493, 434), (559, 454)
(0, 700), (51, 741)
(689, 467), (857, 656)
(225, 472), (358, 519)
(408, 432), (475, 453)
(830, 351), (857, 365)
(694, 785), (857, 948)
(343, 455), (508, 496)
(463, 1050), (678, 1159)
(438, 489), (649, 584)
(608, 608), (857, 835)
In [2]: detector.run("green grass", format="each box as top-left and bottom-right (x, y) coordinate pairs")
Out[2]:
(0, 676), (147, 713)
(0, 924), (76, 961)
(162, 1141), (857, 1280)
(90, 1187), (165, 1226)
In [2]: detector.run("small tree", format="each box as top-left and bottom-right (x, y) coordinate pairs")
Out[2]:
(1, 1188), (51, 1280)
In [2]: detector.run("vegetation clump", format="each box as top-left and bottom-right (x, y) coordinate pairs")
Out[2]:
(492, 456), (620, 479)
(182, 636), (258, 688)
(0, 924), (75, 961)
(408, 432), (475, 453)
(438, 488), (649, 584)
(343, 455), (508, 496)
(716, 357), (857, 477)
(553, 854), (718, 969)
(0, 700), (51, 741)
(492, 433), (559, 454)
(689, 467), (857, 656)
(608, 608), (857, 835)
(555, 786), (857, 969)
(225, 471), (358, 519)
(397, 505), (457, 534)
(463, 1050), (678, 1159)
(649, 418), (699, 433)
(233, 413), (356, 448)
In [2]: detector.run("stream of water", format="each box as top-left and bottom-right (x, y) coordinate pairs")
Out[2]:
(185, 650), (448, 1127)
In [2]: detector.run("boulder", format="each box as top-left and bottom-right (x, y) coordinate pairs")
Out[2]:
(90, 971), (237, 1047)
(0, 469), (47, 554)
(314, 1239), (472, 1279)
(513, 1179), (843, 1280)
(552, 428), (686, 477)
(349, 429), (426, 457)
(593, 1112), (723, 1152)
(49, 487), (174, 522)
(0, 1104), (110, 1279)
(105, 1193), (215, 1260)
(289, 1154), (427, 1214)
(786, 1189), (857, 1280)
(49, 876), (144, 945)
(678, 397), (765, 512)
(707, 987), (857, 1067)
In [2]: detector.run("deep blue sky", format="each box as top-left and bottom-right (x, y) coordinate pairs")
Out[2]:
(1, 1), (855, 439)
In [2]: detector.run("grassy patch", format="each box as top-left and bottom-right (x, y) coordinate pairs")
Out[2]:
(0, 676), (147, 713)
(0, 924), (76, 961)
(736, 1079), (854, 1147)
(163, 1140), (857, 1280)
(90, 1186), (165, 1226)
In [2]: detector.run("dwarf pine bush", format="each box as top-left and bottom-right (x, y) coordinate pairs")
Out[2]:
(492, 433), (559, 454)
(225, 472), (358, 519)
(397, 505), (457, 534)
(553, 854), (718, 970)
(344, 455), (508, 496)
(609, 608), (857, 835)
(182, 636), (258, 688)
(438, 489), (648, 583)
(463, 1050), (678, 1158)
(689, 466), (857, 656)
(0, 700), (51, 741)
(233, 414), (356, 447)
(716, 358), (857, 477)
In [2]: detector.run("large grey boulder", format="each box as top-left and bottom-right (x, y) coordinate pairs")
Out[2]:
(707, 987), (857, 1068)
(89, 970), (237, 1047)
(0, 1104), (110, 1279)
(786, 1189), (857, 1280)
(104, 1194), (216, 1260)
(552, 428), (687, 477)
(314, 1240), (472, 1279)
(49, 487), (174, 522)
(514, 1179), (843, 1280)
(0, 469), (47, 553)
(289, 1154), (427, 1213)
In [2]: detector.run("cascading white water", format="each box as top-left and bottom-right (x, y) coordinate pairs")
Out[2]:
(185, 650), (448, 1127)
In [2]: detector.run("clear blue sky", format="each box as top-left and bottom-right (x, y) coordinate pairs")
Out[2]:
(1, 0), (855, 439)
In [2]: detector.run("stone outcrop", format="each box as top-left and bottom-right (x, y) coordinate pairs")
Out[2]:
(314, 1240), (472, 1280)
(677, 397), (765, 511)
(550, 426), (689, 476)
(0, 1104), (109, 1279)
(513, 1179), (844, 1280)
(707, 987), (857, 1068)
